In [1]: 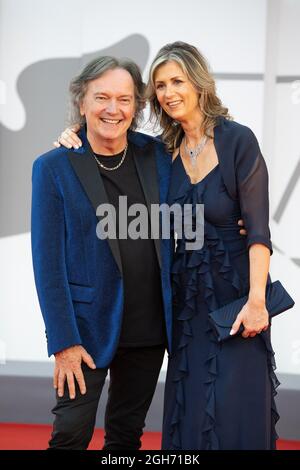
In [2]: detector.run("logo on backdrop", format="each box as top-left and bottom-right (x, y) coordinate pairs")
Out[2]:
(0, 34), (150, 238)
(272, 157), (300, 267)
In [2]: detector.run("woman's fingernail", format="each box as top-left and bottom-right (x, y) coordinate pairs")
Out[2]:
(230, 329), (235, 335)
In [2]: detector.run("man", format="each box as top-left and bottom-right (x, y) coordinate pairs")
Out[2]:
(31, 56), (173, 450)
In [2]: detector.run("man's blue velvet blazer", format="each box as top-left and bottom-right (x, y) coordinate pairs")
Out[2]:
(31, 129), (173, 367)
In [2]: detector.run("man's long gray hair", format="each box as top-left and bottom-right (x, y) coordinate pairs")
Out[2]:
(68, 56), (146, 129)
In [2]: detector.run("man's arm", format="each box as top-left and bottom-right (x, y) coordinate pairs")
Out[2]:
(31, 158), (96, 398)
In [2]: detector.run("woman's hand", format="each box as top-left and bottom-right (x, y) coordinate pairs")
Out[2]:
(53, 123), (82, 149)
(230, 299), (269, 338)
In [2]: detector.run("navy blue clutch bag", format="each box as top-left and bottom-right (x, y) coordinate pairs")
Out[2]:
(208, 280), (295, 342)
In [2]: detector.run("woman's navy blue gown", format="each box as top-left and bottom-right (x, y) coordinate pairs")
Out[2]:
(162, 121), (279, 450)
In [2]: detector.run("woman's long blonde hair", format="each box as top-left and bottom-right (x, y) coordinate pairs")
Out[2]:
(146, 41), (231, 152)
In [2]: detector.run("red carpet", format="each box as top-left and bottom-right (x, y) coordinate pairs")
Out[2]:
(0, 423), (300, 450)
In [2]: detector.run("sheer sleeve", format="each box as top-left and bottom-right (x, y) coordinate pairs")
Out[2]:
(236, 129), (272, 254)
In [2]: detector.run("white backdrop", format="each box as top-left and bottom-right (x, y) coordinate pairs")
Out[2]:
(0, 0), (299, 374)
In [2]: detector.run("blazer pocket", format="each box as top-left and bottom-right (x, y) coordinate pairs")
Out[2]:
(69, 283), (95, 303)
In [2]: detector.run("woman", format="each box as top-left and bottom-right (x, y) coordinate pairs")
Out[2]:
(56, 42), (278, 450)
(147, 41), (277, 450)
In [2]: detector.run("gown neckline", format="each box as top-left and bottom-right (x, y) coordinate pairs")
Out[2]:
(175, 153), (219, 186)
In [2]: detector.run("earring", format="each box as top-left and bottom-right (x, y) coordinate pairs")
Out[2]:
(159, 105), (163, 121)
(199, 92), (206, 112)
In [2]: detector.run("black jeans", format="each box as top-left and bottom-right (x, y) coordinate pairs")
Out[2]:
(48, 345), (165, 450)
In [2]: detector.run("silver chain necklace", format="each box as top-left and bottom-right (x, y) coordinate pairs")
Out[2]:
(93, 143), (128, 171)
(184, 135), (208, 167)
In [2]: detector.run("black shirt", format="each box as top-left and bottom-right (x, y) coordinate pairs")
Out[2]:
(94, 143), (166, 347)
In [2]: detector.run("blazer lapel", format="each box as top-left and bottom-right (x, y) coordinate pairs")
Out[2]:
(68, 143), (123, 275)
(131, 141), (162, 269)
